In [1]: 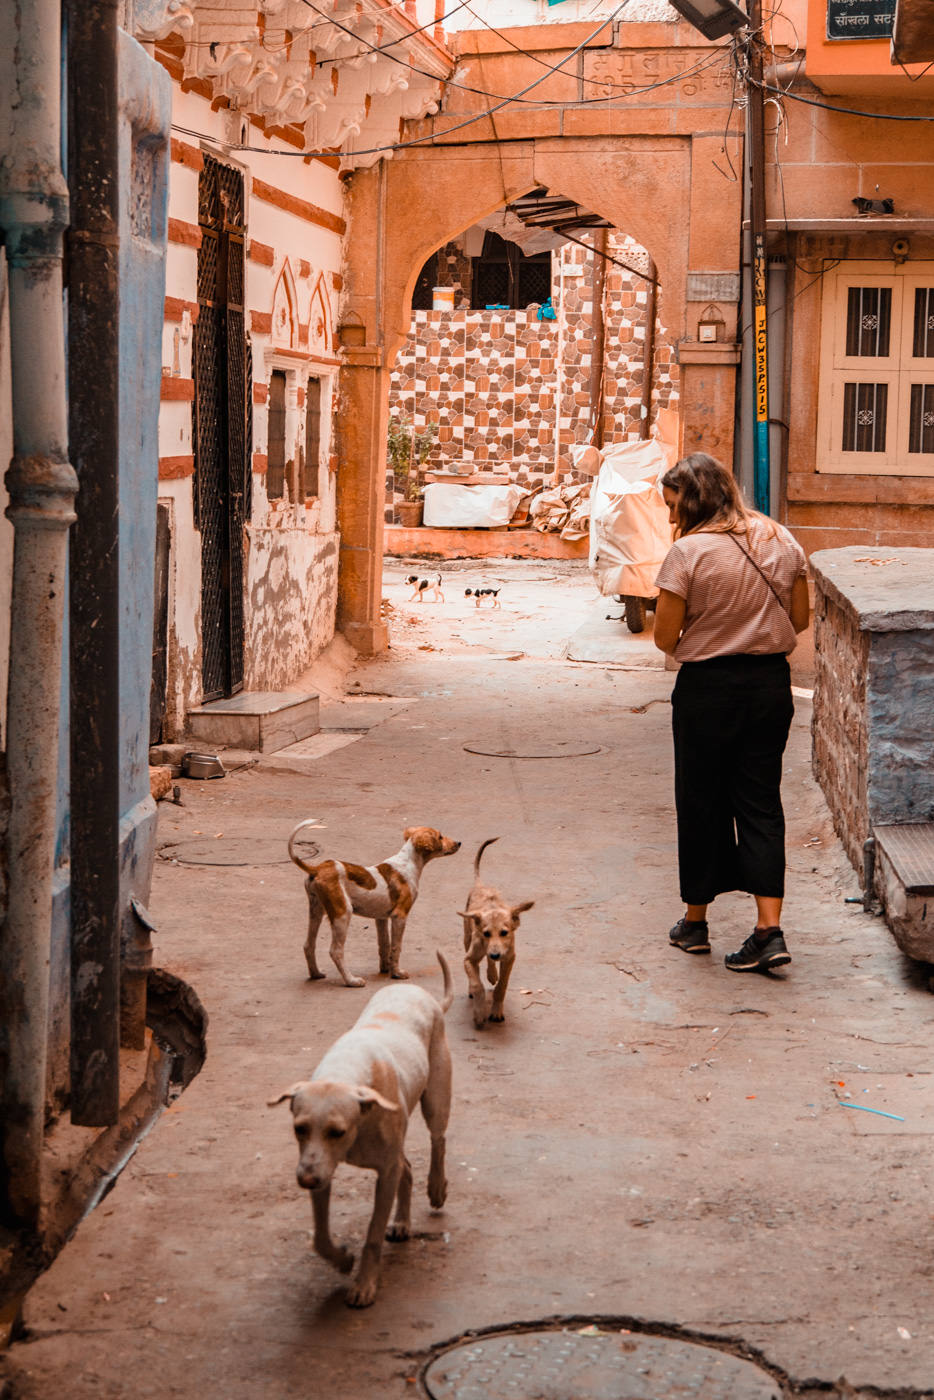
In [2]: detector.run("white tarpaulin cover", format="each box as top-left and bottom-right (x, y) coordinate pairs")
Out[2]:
(422, 482), (525, 528)
(589, 437), (675, 598)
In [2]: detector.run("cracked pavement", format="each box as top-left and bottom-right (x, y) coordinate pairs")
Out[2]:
(3, 561), (933, 1399)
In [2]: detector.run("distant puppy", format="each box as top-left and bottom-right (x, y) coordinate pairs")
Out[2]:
(406, 573), (444, 603)
(288, 821), (461, 986)
(459, 837), (534, 1028)
(269, 951), (453, 1308)
(465, 586), (501, 609)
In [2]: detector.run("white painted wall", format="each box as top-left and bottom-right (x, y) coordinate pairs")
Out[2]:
(442, 0), (679, 31)
(159, 84), (345, 735)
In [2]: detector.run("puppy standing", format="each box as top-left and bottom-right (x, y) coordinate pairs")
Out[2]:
(406, 573), (444, 603)
(270, 952), (453, 1308)
(460, 837), (534, 1028)
(288, 821), (461, 987)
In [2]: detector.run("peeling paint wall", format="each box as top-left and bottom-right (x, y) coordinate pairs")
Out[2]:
(157, 81), (344, 730)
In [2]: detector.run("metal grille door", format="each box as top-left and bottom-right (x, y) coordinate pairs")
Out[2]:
(194, 155), (248, 701)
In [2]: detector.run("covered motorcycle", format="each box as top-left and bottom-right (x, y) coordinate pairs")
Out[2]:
(586, 436), (675, 633)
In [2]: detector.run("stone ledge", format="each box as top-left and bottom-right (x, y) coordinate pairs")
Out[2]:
(384, 526), (588, 560)
(810, 546), (934, 632)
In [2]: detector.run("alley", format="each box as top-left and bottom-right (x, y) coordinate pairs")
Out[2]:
(4, 564), (934, 1399)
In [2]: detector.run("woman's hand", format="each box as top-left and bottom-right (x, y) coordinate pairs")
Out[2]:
(653, 589), (686, 655)
(790, 575), (810, 634)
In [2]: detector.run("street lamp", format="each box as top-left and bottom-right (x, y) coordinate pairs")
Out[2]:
(665, 0), (748, 40)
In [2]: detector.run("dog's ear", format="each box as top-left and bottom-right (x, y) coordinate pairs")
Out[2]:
(511, 900), (535, 918)
(403, 826), (416, 842)
(352, 1086), (400, 1113)
(267, 1083), (306, 1107)
(457, 908), (482, 924)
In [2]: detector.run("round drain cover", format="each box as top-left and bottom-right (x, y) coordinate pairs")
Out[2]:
(463, 741), (602, 759)
(158, 837), (320, 867)
(423, 1329), (780, 1400)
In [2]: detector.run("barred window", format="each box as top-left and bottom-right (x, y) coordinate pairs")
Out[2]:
(471, 232), (551, 311)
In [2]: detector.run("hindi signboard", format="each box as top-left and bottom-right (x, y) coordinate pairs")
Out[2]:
(827, 0), (894, 40)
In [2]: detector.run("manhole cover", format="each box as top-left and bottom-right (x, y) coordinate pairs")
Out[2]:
(158, 837), (320, 867)
(422, 1329), (781, 1400)
(463, 741), (602, 759)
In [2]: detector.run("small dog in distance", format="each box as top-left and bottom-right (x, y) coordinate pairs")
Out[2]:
(465, 587), (501, 609)
(406, 573), (444, 603)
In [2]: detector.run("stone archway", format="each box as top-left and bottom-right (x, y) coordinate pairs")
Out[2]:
(335, 39), (742, 653)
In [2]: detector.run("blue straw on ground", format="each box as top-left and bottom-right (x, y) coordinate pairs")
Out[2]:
(839, 1102), (905, 1122)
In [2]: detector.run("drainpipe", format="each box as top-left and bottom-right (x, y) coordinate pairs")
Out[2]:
(766, 257), (787, 518)
(0, 0), (78, 1225)
(639, 258), (658, 440)
(588, 228), (608, 450)
(66, 0), (121, 1126)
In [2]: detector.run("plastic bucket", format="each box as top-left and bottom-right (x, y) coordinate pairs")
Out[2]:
(432, 286), (455, 311)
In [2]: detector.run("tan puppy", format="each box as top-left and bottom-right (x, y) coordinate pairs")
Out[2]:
(459, 837), (534, 1029)
(269, 952), (453, 1308)
(288, 822), (461, 987)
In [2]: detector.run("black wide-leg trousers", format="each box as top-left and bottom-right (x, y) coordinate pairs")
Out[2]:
(671, 653), (794, 905)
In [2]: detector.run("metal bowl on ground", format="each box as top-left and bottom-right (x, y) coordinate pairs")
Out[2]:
(182, 752), (226, 779)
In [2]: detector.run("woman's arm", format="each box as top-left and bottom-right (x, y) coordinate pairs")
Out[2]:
(790, 575), (810, 634)
(653, 589), (686, 655)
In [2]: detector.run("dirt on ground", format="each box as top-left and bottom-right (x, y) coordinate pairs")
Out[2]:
(2, 560), (932, 1400)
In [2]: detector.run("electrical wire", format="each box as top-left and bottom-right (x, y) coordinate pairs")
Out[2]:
(457, 0), (729, 96)
(171, 4), (628, 160)
(291, 0), (728, 107)
(754, 77), (934, 120)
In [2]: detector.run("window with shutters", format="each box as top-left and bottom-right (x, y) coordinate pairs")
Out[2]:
(303, 376), (322, 499)
(267, 369), (287, 499)
(817, 261), (934, 475)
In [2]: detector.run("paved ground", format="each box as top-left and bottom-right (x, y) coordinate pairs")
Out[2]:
(3, 560), (933, 1400)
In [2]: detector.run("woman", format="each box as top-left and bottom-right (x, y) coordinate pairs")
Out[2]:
(653, 453), (810, 974)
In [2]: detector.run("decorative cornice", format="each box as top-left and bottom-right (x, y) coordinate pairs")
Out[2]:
(135, 0), (452, 171)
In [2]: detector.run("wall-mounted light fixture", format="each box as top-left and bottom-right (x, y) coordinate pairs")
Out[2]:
(665, 0), (749, 40)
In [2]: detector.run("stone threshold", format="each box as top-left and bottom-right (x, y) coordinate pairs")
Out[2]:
(384, 525), (588, 560)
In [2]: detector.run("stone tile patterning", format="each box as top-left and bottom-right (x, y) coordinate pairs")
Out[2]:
(387, 233), (679, 521)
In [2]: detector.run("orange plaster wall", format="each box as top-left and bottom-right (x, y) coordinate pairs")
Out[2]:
(804, 0), (934, 93)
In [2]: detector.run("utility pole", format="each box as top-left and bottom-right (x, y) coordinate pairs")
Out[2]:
(746, 0), (771, 513)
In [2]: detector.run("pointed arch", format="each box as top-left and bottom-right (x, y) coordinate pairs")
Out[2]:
(271, 258), (299, 349)
(307, 273), (333, 356)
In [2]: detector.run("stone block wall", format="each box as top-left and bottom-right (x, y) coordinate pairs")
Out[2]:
(812, 585), (871, 873)
(387, 233), (678, 520)
(811, 547), (934, 876)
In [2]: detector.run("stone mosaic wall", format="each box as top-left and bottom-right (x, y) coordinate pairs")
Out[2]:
(387, 234), (679, 521)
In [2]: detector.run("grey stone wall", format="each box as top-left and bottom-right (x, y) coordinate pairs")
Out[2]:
(811, 546), (934, 878)
(812, 586), (870, 874)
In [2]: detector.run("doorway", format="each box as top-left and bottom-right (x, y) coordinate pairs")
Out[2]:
(193, 154), (248, 701)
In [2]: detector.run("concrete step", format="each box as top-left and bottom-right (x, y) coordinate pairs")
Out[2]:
(187, 691), (320, 754)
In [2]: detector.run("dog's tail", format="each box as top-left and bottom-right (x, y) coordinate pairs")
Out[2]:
(473, 836), (500, 878)
(436, 950), (454, 1013)
(287, 817), (324, 875)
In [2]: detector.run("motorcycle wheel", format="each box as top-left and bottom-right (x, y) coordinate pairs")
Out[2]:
(624, 596), (647, 634)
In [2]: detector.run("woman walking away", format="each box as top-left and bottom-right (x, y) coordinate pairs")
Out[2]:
(653, 454), (810, 974)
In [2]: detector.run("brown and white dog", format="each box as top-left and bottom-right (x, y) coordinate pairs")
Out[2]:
(288, 821), (461, 987)
(459, 837), (534, 1029)
(269, 951), (453, 1308)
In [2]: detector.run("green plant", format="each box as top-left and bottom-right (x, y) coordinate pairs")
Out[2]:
(387, 413), (438, 501)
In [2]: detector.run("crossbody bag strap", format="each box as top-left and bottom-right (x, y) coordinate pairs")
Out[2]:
(726, 532), (789, 616)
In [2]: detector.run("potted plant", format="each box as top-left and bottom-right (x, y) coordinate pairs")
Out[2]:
(388, 413), (438, 527)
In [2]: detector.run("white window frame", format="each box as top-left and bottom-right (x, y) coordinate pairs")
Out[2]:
(817, 260), (934, 476)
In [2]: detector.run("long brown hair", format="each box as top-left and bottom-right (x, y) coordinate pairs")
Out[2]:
(661, 453), (772, 539)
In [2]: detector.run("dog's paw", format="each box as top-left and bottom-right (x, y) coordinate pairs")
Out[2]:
(385, 1222), (410, 1242)
(344, 975), (367, 988)
(390, 968), (410, 980)
(306, 969), (326, 981)
(473, 1013), (488, 1029)
(334, 1246), (355, 1274)
(428, 1178), (448, 1210)
(488, 1007), (505, 1023)
(345, 1277), (378, 1308)
(379, 962), (391, 975)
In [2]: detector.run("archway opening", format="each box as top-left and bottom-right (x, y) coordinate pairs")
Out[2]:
(384, 189), (677, 536)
